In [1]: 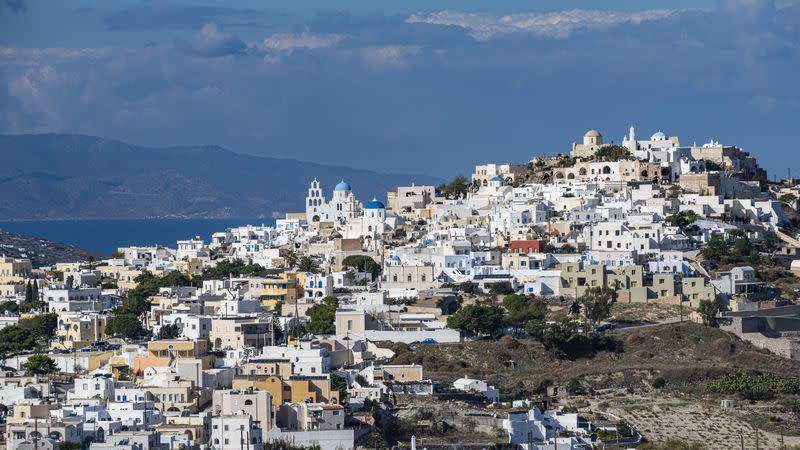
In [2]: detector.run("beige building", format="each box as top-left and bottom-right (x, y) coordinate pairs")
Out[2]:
(232, 375), (339, 410)
(472, 163), (527, 188)
(570, 129), (611, 158)
(380, 264), (438, 290)
(212, 388), (274, 430)
(277, 402), (345, 431)
(209, 317), (273, 351)
(54, 313), (107, 350)
(99, 266), (150, 290)
(0, 257), (32, 281)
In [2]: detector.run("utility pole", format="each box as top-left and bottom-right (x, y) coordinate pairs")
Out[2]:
(756, 428), (760, 450)
(740, 429), (744, 450)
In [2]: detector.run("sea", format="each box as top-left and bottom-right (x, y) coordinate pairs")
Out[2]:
(0, 218), (276, 255)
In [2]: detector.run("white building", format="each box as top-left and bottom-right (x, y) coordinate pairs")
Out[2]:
(305, 179), (361, 225)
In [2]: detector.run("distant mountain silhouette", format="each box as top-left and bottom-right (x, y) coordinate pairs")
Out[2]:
(0, 134), (443, 220)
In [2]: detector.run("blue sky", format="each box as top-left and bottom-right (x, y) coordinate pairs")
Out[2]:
(1, 0), (798, 178)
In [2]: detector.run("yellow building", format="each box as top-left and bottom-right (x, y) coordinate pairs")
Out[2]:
(250, 273), (304, 308)
(0, 257), (33, 281)
(99, 266), (151, 290)
(173, 258), (205, 276)
(53, 313), (107, 350)
(232, 375), (338, 410)
(133, 339), (213, 375)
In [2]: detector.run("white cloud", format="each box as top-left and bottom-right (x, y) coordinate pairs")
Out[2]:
(183, 23), (246, 57)
(7, 65), (64, 131)
(406, 9), (696, 40)
(358, 45), (419, 70)
(262, 31), (344, 51)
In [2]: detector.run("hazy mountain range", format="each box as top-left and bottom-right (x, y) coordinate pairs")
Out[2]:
(0, 134), (443, 220)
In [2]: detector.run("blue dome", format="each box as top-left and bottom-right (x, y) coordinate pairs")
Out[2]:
(489, 175), (502, 182)
(365, 198), (385, 209)
(651, 131), (666, 140)
(334, 180), (351, 191)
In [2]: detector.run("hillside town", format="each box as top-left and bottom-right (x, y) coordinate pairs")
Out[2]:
(3, 126), (800, 450)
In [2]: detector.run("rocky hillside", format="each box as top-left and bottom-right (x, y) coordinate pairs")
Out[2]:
(0, 230), (101, 267)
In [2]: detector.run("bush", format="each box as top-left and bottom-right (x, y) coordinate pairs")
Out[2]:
(651, 377), (666, 389)
(488, 282), (515, 295)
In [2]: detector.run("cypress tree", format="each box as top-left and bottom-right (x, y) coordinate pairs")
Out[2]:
(24, 281), (33, 303)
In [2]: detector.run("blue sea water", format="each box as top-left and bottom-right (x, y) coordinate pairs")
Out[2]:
(0, 218), (275, 255)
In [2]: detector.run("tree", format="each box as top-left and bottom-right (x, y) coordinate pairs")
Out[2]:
(525, 319), (575, 354)
(297, 256), (319, 273)
(667, 185), (682, 199)
(488, 282), (515, 296)
(24, 281), (33, 303)
(18, 313), (58, 343)
(22, 354), (59, 375)
(106, 314), (147, 340)
(31, 281), (39, 303)
(732, 237), (752, 258)
(502, 294), (529, 312)
(779, 193), (797, 205)
(701, 234), (728, 261)
(157, 324), (180, 339)
(341, 255), (382, 279)
(284, 251), (298, 269)
(363, 432), (388, 449)
(59, 442), (82, 450)
(446, 304), (505, 336)
(306, 296), (339, 335)
(0, 326), (36, 357)
(330, 373), (348, 400)
(0, 301), (19, 314)
(458, 281), (478, 295)
(698, 299), (719, 327)
(503, 295), (546, 328)
(438, 175), (469, 199)
(664, 211), (697, 228)
(579, 287), (613, 328)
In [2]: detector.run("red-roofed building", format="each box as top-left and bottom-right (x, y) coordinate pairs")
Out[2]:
(509, 240), (545, 254)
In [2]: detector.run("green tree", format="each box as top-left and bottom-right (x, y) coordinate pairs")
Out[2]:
(667, 185), (682, 198)
(157, 323), (180, 339)
(502, 294), (529, 312)
(525, 318), (575, 353)
(31, 281), (39, 303)
(458, 281), (478, 295)
(0, 326), (36, 357)
(24, 281), (33, 303)
(579, 287), (613, 327)
(438, 175), (470, 199)
(488, 281), (515, 295)
(106, 314), (147, 340)
(330, 373), (348, 400)
(0, 301), (20, 314)
(297, 256), (319, 273)
(698, 299), (719, 327)
(779, 193), (797, 205)
(664, 211), (697, 228)
(594, 145), (632, 162)
(284, 251), (298, 269)
(701, 234), (728, 260)
(306, 296), (339, 335)
(22, 354), (59, 375)
(59, 442), (82, 450)
(341, 255), (382, 279)
(18, 313), (58, 343)
(446, 304), (505, 336)
(503, 295), (546, 328)
(732, 237), (752, 258)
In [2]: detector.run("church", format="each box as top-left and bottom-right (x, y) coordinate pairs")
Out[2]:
(305, 179), (362, 224)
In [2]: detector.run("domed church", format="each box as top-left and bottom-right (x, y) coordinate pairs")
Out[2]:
(305, 178), (362, 224)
